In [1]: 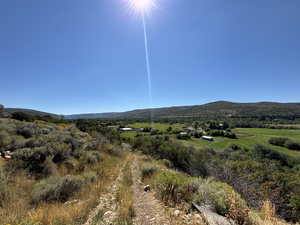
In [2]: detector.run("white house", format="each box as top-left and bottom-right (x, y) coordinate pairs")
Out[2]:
(202, 136), (214, 141)
(120, 128), (133, 132)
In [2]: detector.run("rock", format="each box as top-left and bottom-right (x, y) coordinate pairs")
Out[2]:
(64, 199), (79, 205)
(41, 128), (50, 134)
(103, 210), (116, 219)
(194, 214), (201, 219)
(144, 185), (151, 192)
(4, 155), (11, 159)
(173, 210), (181, 217)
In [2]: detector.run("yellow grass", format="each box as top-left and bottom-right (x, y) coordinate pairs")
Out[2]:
(115, 160), (135, 225)
(0, 153), (124, 225)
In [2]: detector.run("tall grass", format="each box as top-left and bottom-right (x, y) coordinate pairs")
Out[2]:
(115, 162), (135, 225)
(0, 153), (123, 225)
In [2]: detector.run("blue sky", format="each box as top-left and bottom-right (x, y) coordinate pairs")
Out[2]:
(1, 0), (299, 114)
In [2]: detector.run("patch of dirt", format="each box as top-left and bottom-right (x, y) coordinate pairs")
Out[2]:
(131, 156), (205, 225)
(131, 156), (172, 225)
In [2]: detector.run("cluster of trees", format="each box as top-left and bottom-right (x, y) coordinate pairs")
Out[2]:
(130, 135), (300, 222)
(10, 111), (69, 124)
(269, 137), (300, 151)
(74, 119), (121, 144)
(208, 130), (237, 139)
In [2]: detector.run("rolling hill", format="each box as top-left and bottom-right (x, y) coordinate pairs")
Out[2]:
(65, 101), (300, 119)
(4, 108), (60, 118)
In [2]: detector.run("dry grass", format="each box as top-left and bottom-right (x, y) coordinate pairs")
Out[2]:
(0, 170), (35, 224)
(249, 201), (291, 225)
(115, 161), (135, 225)
(0, 153), (124, 225)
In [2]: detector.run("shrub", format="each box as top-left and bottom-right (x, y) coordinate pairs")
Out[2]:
(82, 171), (98, 184)
(42, 157), (59, 176)
(141, 165), (158, 180)
(225, 192), (250, 225)
(63, 158), (79, 171)
(150, 129), (162, 135)
(0, 130), (11, 151)
(160, 159), (173, 168)
(252, 145), (289, 166)
(17, 126), (36, 138)
(81, 151), (101, 164)
(176, 133), (191, 140)
(269, 137), (289, 147)
(285, 140), (300, 151)
(224, 132), (237, 139)
(192, 178), (245, 216)
(154, 171), (193, 205)
(105, 147), (123, 157)
(12, 112), (34, 122)
(31, 175), (83, 204)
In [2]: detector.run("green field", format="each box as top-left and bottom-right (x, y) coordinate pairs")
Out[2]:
(129, 122), (184, 132)
(120, 123), (300, 160)
(181, 128), (300, 159)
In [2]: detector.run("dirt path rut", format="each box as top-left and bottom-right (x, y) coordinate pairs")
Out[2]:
(84, 158), (128, 225)
(131, 156), (172, 225)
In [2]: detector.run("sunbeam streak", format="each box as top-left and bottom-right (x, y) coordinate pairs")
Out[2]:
(142, 12), (154, 124)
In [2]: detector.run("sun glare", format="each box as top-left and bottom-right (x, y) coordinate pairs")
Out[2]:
(129, 0), (155, 12)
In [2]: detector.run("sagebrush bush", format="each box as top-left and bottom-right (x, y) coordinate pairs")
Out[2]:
(31, 175), (83, 204)
(191, 177), (246, 216)
(141, 165), (158, 180)
(81, 151), (101, 164)
(42, 157), (58, 176)
(82, 171), (98, 184)
(154, 171), (193, 205)
(160, 159), (173, 168)
(17, 125), (36, 138)
(105, 147), (123, 157)
(0, 130), (11, 151)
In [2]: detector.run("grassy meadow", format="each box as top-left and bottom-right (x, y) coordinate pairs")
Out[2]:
(182, 128), (300, 158)
(121, 122), (300, 161)
(129, 122), (184, 132)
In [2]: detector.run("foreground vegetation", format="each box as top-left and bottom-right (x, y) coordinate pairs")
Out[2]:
(131, 134), (300, 222)
(1, 110), (300, 224)
(140, 156), (291, 225)
(0, 118), (125, 225)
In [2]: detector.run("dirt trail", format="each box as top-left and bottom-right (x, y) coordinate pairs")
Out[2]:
(131, 156), (172, 225)
(83, 157), (128, 225)
(84, 153), (230, 225)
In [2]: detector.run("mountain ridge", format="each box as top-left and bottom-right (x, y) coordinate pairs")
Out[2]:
(64, 101), (300, 119)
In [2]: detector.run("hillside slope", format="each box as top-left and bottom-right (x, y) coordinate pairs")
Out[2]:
(5, 107), (60, 117)
(65, 101), (300, 119)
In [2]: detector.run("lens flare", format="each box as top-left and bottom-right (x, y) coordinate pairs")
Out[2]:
(126, 0), (156, 124)
(129, 0), (156, 12)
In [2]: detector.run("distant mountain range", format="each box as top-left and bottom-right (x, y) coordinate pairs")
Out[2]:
(3, 101), (300, 120)
(64, 101), (300, 119)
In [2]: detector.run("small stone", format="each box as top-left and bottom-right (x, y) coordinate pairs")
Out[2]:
(144, 185), (151, 192)
(173, 210), (180, 217)
(194, 214), (201, 219)
(103, 210), (113, 218)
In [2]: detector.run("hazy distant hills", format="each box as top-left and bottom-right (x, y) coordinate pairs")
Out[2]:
(4, 108), (60, 118)
(64, 101), (300, 119)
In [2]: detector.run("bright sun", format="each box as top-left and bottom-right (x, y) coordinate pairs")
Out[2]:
(129, 0), (155, 12)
